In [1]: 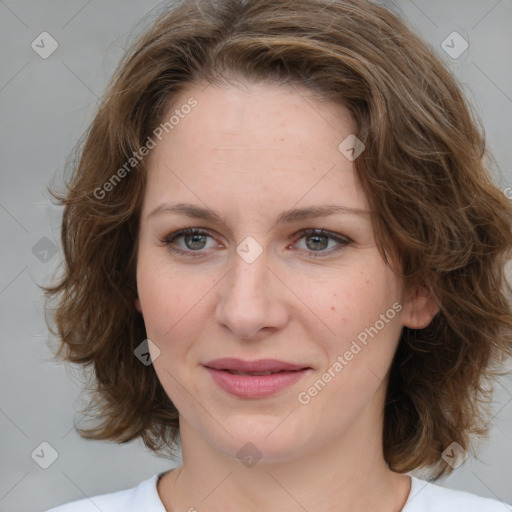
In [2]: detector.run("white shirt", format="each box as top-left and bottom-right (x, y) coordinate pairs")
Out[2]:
(45, 473), (511, 512)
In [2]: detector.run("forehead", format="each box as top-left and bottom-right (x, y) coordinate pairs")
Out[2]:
(165, 80), (356, 150)
(143, 81), (368, 217)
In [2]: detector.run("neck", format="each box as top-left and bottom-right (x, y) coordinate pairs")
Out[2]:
(158, 400), (411, 512)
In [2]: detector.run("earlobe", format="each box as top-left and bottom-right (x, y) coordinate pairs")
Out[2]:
(401, 285), (439, 330)
(134, 297), (142, 313)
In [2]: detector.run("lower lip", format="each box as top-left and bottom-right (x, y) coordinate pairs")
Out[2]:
(205, 367), (310, 398)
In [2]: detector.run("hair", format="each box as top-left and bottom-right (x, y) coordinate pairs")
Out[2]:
(43, 0), (512, 479)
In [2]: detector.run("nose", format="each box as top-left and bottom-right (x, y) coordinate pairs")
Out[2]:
(214, 247), (289, 340)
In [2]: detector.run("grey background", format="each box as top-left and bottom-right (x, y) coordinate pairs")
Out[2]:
(1, 1), (511, 511)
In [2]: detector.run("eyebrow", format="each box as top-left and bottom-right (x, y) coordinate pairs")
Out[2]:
(147, 202), (370, 225)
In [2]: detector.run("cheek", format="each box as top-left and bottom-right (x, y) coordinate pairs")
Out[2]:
(136, 255), (220, 357)
(136, 257), (187, 342)
(298, 266), (396, 333)
(312, 265), (402, 370)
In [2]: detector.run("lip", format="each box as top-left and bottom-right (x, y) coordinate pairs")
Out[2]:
(203, 358), (312, 398)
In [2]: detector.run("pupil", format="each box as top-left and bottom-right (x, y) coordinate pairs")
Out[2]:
(307, 234), (328, 250)
(185, 234), (206, 250)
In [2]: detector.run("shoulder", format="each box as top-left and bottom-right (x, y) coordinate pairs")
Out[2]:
(403, 476), (511, 512)
(44, 473), (167, 512)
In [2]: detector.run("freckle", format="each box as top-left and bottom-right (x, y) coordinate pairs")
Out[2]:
(366, 280), (370, 284)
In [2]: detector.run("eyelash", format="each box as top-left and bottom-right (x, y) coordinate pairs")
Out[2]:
(161, 227), (351, 259)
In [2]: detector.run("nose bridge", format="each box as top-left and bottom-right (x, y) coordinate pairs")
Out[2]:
(227, 245), (270, 305)
(215, 240), (287, 337)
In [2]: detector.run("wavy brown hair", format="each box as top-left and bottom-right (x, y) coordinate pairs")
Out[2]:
(43, 0), (512, 478)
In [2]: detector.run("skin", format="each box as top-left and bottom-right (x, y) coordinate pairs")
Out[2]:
(134, 80), (439, 512)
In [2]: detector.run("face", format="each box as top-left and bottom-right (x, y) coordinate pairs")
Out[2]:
(134, 81), (436, 463)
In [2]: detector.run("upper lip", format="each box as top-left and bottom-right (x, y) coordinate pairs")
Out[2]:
(203, 358), (310, 372)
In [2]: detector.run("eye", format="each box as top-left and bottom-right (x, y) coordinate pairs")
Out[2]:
(162, 228), (219, 258)
(162, 227), (351, 259)
(289, 228), (351, 258)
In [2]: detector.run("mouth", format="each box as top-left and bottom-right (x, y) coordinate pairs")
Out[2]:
(203, 358), (312, 398)
(221, 369), (300, 376)
(203, 357), (310, 373)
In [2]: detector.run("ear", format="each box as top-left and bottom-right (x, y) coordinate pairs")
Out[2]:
(134, 297), (142, 313)
(401, 284), (439, 329)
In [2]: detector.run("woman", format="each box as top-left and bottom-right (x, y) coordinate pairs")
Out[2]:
(44, 0), (512, 510)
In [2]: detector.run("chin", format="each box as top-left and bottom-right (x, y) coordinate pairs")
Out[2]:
(208, 413), (311, 464)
